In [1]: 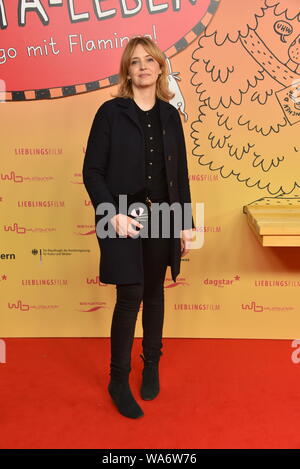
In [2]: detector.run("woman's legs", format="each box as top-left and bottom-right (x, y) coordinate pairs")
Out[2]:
(108, 282), (144, 418)
(110, 282), (143, 382)
(108, 204), (171, 413)
(140, 235), (170, 400)
(141, 206), (171, 361)
(109, 236), (169, 379)
(141, 235), (170, 361)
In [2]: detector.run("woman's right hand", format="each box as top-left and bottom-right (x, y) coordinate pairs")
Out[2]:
(109, 213), (144, 237)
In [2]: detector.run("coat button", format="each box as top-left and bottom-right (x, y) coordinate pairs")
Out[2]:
(169, 180), (173, 187)
(162, 129), (166, 135)
(168, 155), (172, 161)
(148, 175), (152, 179)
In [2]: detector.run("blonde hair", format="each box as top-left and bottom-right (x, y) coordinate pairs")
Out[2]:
(111, 37), (175, 102)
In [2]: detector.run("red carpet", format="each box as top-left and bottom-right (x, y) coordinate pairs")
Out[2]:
(0, 337), (299, 449)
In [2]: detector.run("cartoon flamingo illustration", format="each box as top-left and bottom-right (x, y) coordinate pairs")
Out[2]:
(165, 56), (188, 121)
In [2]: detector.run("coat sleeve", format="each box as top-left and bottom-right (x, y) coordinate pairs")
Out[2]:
(82, 104), (118, 214)
(174, 110), (195, 230)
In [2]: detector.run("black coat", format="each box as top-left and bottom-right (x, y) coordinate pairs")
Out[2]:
(83, 96), (194, 284)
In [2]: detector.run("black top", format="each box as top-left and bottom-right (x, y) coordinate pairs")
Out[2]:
(133, 98), (169, 202)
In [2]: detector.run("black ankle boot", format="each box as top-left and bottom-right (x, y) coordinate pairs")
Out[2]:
(108, 378), (144, 419)
(140, 353), (160, 400)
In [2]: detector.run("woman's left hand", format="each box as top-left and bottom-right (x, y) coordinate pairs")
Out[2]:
(180, 228), (194, 257)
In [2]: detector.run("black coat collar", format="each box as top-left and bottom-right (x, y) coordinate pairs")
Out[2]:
(115, 96), (173, 134)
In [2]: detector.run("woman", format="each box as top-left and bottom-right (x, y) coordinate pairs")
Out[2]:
(83, 37), (194, 419)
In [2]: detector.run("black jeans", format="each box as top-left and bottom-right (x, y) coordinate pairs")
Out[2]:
(109, 202), (171, 382)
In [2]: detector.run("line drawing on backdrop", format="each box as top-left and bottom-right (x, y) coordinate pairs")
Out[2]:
(190, 0), (300, 197)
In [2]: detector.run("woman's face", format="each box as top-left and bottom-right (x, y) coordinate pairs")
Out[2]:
(127, 43), (162, 92)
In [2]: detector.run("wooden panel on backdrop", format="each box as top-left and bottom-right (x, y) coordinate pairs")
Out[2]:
(244, 196), (300, 247)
